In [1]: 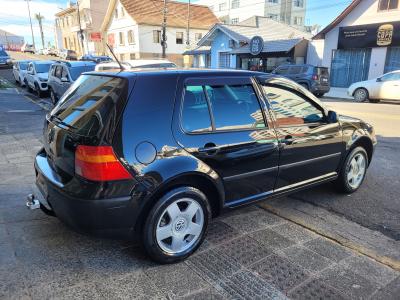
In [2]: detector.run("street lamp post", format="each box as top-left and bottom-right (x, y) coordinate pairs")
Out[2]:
(25, 0), (36, 49)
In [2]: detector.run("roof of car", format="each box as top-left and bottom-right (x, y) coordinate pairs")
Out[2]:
(125, 59), (176, 67)
(54, 61), (96, 68)
(87, 68), (262, 78)
(32, 60), (54, 65)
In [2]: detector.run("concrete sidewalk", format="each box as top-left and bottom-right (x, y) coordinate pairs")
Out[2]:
(0, 87), (399, 299)
(324, 87), (353, 100)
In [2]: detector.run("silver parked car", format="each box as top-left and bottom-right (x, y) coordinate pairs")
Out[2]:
(47, 61), (96, 104)
(12, 60), (32, 86)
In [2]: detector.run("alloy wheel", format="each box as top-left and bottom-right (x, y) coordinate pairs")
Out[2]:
(156, 198), (204, 254)
(354, 89), (367, 102)
(346, 153), (366, 189)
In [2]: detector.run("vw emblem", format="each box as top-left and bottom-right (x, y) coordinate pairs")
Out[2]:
(175, 219), (186, 231)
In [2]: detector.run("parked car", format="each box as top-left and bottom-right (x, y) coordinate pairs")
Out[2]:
(21, 43), (35, 54)
(48, 61), (96, 104)
(348, 70), (400, 102)
(48, 48), (58, 56)
(24, 60), (54, 97)
(272, 64), (330, 97)
(32, 69), (376, 263)
(94, 59), (176, 71)
(0, 47), (12, 68)
(12, 60), (32, 85)
(59, 49), (78, 61)
(80, 54), (113, 63)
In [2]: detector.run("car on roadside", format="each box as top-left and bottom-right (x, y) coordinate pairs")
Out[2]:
(12, 60), (32, 86)
(80, 54), (113, 63)
(59, 49), (78, 61)
(348, 70), (400, 103)
(24, 60), (54, 97)
(21, 43), (35, 54)
(272, 64), (330, 97)
(47, 61), (96, 104)
(32, 69), (376, 263)
(94, 59), (176, 71)
(0, 47), (12, 68)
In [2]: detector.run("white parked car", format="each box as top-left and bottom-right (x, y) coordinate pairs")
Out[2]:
(25, 60), (54, 97)
(12, 60), (32, 86)
(94, 59), (177, 71)
(348, 70), (400, 102)
(21, 43), (35, 54)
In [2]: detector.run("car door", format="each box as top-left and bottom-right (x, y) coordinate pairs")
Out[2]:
(26, 64), (35, 88)
(258, 76), (344, 190)
(13, 62), (19, 81)
(379, 73), (400, 100)
(173, 76), (279, 206)
(54, 66), (63, 97)
(60, 66), (71, 96)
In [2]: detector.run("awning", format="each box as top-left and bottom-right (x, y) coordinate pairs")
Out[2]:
(183, 46), (211, 55)
(230, 38), (303, 54)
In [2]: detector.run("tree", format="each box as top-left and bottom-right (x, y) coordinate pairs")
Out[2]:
(34, 13), (45, 49)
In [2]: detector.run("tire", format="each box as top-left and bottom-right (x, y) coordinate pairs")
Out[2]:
(353, 88), (368, 102)
(26, 80), (32, 92)
(49, 88), (58, 104)
(35, 83), (43, 98)
(142, 186), (211, 264)
(335, 146), (368, 194)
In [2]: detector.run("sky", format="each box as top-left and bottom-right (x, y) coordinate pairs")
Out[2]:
(0, 0), (353, 47)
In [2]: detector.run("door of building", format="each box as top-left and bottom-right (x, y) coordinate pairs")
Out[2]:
(330, 49), (371, 88)
(384, 47), (400, 73)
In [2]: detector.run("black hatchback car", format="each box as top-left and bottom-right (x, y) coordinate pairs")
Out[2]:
(272, 64), (330, 97)
(33, 69), (376, 263)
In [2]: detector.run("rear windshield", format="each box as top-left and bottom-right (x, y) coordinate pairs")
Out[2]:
(35, 63), (52, 73)
(50, 75), (128, 137)
(69, 65), (96, 81)
(316, 67), (329, 76)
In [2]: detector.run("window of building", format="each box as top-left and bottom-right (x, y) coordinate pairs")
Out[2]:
(378, 0), (399, 10)
(209, 5), (214, 11)
(219, 52), (230, 68)
(66, 16), (69, 26)
(120, 7), (125, 17)
(130, 53), (135, 60)
(268, 0), (278, 3)
(231, 18), (239, 24)
(267, 14), (278, 20)
(119, 32), (125, 45)
(231, 0), (240, 9)
(294, 16), (303, 25)
(120, 53), (125, 60)
(195, 33), (202, 42)
(127, 30), (135, 44)
(176, 32), (184, 44)
(115, 8), (119, 18)
(219, 2), (226, 11)
(153, 30), (161, 43)
(181, 84), (265, 133)
(262, 85), (324, 126)
(294, 0), (304, 7)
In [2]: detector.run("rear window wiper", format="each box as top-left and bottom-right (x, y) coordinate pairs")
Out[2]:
(50, 115), (77, 130)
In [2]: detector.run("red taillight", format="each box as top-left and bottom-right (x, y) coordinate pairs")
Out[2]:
(312, 74), (319, 81)
(75, 145), (132, 181)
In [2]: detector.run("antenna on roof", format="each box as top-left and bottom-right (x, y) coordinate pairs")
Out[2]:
(106, 43), (124, 71)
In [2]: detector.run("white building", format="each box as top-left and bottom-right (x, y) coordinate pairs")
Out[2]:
(101, 0), (218, 66)
(311, 0), (400, 88)
(196, 0), (306, 29)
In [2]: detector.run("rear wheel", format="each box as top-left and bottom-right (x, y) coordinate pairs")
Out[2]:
(25, 80), (32, 92)
(142, 187), (211, 263)
(354, 88), (368, 102)
(335, 146), (368, 193)
(49, 88), (58, 104)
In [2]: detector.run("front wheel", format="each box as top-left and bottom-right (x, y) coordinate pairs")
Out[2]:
(50, 88), (58, 104)
(335, 147), (368, 193)
(354, 88), (368, 102)
(142, 187), (211, 263)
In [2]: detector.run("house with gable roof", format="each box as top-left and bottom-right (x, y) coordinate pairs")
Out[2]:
(185, 15), (312, 71)
(100, 0), (219, 66)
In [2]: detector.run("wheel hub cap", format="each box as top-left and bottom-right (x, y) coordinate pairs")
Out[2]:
(347, 153), (366, 189)
(174, 218), (186, 232)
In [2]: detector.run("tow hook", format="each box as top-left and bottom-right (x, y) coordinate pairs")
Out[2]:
(26, 194), (40, 210)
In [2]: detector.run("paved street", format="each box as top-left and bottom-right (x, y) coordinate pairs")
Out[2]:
(0, 66), (399, 299)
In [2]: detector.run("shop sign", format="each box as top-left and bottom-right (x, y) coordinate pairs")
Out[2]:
(338, 21), (400, 49)
(90, 32), (102, 42)
(249, 36), (264, 55)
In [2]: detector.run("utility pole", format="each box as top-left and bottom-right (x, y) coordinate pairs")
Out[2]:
(35, 13), (45, 49)
(25, 0), (35, 49)
(161, 0), (167, 58)
(186, 0), (190, 48)
(76, 0), (85, 55)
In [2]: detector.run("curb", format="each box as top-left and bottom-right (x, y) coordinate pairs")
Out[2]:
(258, 198), (400, 271)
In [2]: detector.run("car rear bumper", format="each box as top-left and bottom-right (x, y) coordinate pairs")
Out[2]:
(34, 150), (139, 239)
(310, 84), (330, 94)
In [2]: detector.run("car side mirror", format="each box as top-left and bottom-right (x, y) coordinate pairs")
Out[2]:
(376, 77), (382, 82)
(61, 77), (69, 82)
(327, 110), (338, 123)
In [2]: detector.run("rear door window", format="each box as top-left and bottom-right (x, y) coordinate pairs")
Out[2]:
(181, 83), (265, 133)
(289, 66), (303, 74)
(275, 66), (289, 75)
(50, 75), (128, 136)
